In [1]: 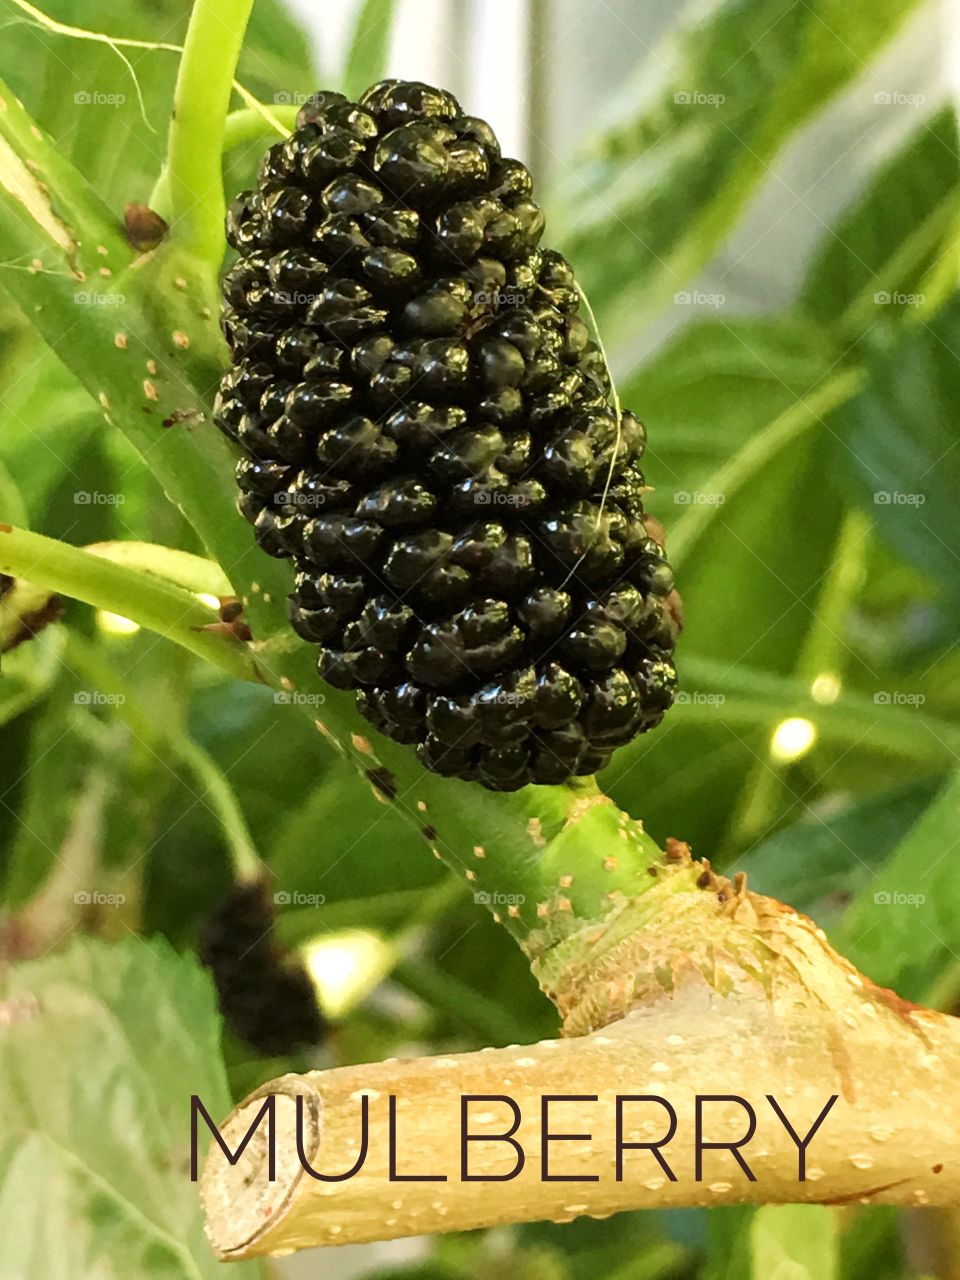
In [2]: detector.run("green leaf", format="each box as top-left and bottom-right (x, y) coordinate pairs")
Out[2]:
(627, 318), (860, 571)
(737, 775), (942, 924)
(0, 0), (184, 207)
(267, 753), (444, 904)
(801, 108), (960, 329)
(0, 935), (264, 1279)
(622, 316), (858, 680)
(0, 453), (27, 529)
(556, 0), (927, 336)
(750, 1205), (838, 1279)
(834, 297), (960, 595)
(0, 339), (99, 526)
(342, 0), (395, 101)
(604, 651), (959, 857)
(625, 316), (845, 505)
(237, 0), (317, 103)
(0, 621), (63, 729)
(2, 684), (129, 911)
(0, 1136), (205, 1280)
(0, 0), (315, 209)
(839, 769), (960, 998)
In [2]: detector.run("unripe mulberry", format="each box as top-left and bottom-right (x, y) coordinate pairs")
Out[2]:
(215, 80), (680, 790)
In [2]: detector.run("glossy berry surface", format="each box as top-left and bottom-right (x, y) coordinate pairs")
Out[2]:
(216, 79), (680, 790)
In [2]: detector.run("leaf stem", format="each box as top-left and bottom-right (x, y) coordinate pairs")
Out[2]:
(223, 104), (296, 151)
(726, 508), (871, 848)
(150, 0), (255, 261)
(0, 525), (259, 684)
(173, 733), (263, 880)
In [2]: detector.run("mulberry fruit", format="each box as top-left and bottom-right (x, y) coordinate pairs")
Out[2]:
(199, 878), (327, 1056)
(215, 80), (680, 790)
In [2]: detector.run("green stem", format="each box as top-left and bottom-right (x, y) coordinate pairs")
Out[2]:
(175, 734), (262, 880)
(83, 542), (232, 598)
(150, 0), (255, 260)
(727, 508), (871, 846)
(0, 525), (259, 684)
(223, 104), (296, 151)
(0, 521), (665, 942)
(66, 633), (262, 882)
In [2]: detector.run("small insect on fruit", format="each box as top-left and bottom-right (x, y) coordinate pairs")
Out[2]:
(215, 79), (680, 790)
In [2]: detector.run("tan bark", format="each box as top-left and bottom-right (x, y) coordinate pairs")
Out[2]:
(201, 873), (960, 1260)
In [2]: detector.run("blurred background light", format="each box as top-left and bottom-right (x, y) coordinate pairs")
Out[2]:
(770, 717), (818, 764)
(302, 929), (396, 1019)
(96, 610), (140, 636)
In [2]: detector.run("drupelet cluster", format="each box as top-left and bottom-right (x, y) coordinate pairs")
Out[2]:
(215, 79), (679, 790)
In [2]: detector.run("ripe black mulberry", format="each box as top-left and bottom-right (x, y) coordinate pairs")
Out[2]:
(215, 80), (680, 790)
(199, 878), (327, 1056)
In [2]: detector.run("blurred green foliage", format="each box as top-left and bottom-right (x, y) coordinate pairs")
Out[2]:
(1, 0), (958, 1277)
